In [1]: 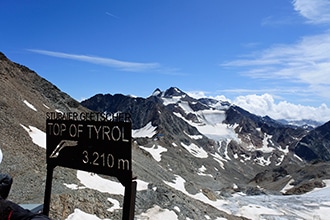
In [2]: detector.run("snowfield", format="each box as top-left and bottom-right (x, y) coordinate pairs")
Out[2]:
(64, 171), (330, 219)
(164, 175), (330, 220)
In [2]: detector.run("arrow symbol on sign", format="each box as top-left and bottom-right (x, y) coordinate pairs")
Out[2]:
(50, 140), (78, 158)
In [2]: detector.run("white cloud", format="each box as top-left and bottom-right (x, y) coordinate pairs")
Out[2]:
(233, 93), (330, 123)
(189, 91), (330, 123)
(222, 31), (330, 104)
(221, 1), (330, 106)
(223, 32), (330, 81)
(293, 0), (330, 24)
(187, 91), (230, 102)
(28, 49), (160, 72)
(105, 11), (119, 19)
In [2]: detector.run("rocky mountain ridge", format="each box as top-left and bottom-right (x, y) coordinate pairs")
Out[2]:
(82, 87), (310, 165)
(82, 87), (330, 191)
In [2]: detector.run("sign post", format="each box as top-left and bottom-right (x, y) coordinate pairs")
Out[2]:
(43, 112), (136, 220)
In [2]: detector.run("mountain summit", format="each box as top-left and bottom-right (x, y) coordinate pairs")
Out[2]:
(157, 87), (186, 97)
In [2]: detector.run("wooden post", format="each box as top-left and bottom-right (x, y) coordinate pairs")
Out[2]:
(43, 165), (54, 216)
(122, 180), (137, 220)
(129, 181), (137, 220)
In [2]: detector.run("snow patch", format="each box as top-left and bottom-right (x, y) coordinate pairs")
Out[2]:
(107, 198), (121, 212)
(136, 205), (178, 220)
(260, 133), (274, 153)
(254, 155), (272, 166)
(174, 112), (239, 143)
(275, 154), (285, 166)
(43, 103), (50, 109)
(162, 94), (186, 106)
(211, 153), (226, 169)
(180, 142), (208, 158)
(279, 145), (289, 154)
(178, 101), (193, 114)
(152, 89), (161, 96)
(0, 148), (3, 164)
(280, 177), (294, 194)
(63, 183), (84, 190)
(65, 209), (108, 220)
(173, 206), (180, 213)
(66, 171), (149, 195)
(184, 131), (203, 140)
(163, 175), (190, 195)
(76, 171), (125, 195)
(20, 124), (46, 149)
(164, 174), (231, 213)
(197, 165), (213, 177)
(23, 100), (37, 111)
(139, 144), (167, 162)
(132, 122), (157, 138)
(136, 179), (149, 191)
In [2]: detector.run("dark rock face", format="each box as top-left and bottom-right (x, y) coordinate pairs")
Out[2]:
(295, 121), (330, 161)
(251, 167), (289, 184)
(225, 105), (307, 150)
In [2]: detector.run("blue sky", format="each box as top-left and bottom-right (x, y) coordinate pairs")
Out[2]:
(1, 0), (330, 122)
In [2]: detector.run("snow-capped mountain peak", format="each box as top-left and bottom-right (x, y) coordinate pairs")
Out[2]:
(151, 88), (162, 97)
(162, 87), (186, 98)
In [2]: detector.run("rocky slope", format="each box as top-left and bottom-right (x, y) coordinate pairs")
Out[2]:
(0, 52), (85, 204)
(0, 52), (121, 219)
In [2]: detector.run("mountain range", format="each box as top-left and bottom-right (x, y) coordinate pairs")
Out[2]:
(1, 51), (330, 219)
